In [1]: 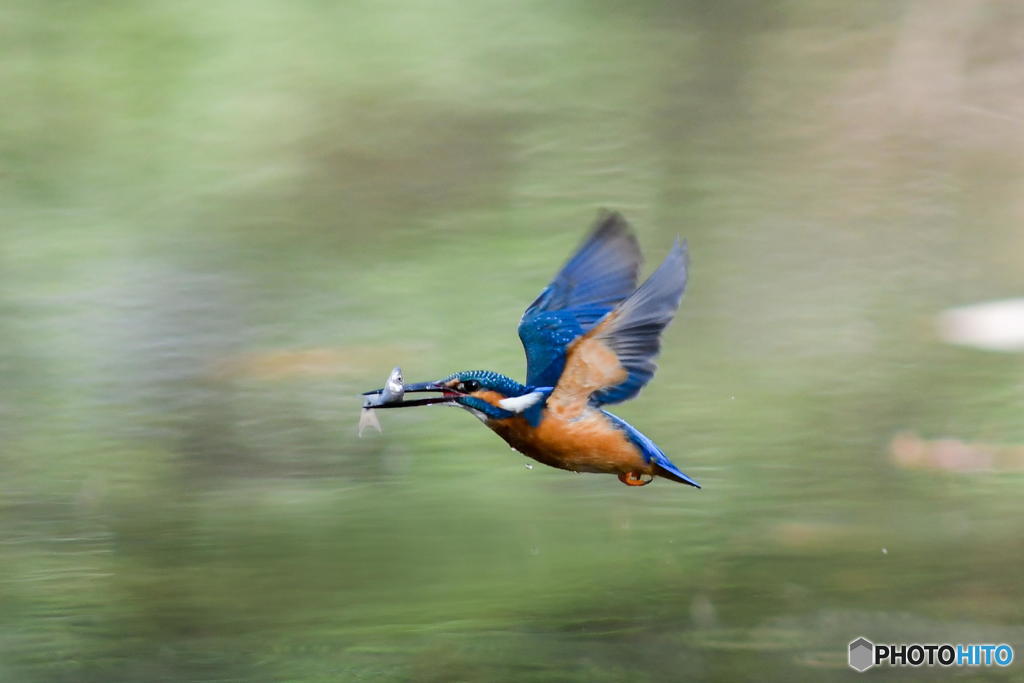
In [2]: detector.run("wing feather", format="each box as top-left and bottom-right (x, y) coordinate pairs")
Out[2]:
(547, 239), (688, 415)
(518, 212), (642, 387)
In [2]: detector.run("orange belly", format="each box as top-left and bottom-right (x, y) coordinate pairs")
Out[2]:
(488, 409), (649, 475)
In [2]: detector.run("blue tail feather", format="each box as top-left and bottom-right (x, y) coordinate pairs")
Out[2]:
(603, 410), (701, 488)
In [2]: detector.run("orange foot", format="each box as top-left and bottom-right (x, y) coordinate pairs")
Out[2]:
(618, 471), (654, 487)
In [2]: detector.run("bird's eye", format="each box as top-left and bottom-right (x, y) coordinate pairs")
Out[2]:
(459, 380), (480, 393)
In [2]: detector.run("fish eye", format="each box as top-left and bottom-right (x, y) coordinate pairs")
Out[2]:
(459, 380), (480, 393)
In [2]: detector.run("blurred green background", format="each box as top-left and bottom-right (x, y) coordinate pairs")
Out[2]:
(3, 1), (1024, 681)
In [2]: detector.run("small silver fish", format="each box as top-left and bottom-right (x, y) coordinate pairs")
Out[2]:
(359, 367), (405, 436)
(361, 366), (405, 408)
(383, 366), (405, 403)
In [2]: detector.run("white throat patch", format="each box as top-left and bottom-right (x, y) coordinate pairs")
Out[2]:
(497, 391), (546, 414)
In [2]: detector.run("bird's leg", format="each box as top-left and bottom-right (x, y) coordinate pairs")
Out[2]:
(618, 471), (654, 486)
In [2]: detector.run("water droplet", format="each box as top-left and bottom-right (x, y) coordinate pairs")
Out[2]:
(525, 463), (533, 470)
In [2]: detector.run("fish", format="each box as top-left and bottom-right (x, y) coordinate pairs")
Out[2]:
(363, 366), (405, 407)
(358, 367), (405, 436)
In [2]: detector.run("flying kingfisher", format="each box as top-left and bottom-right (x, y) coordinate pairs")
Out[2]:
(363, 212), (699, 488)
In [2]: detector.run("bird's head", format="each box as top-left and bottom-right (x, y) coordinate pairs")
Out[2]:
(364, 370), (546, 421)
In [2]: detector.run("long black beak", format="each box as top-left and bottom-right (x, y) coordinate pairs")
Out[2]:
(361, 381), (455, 408)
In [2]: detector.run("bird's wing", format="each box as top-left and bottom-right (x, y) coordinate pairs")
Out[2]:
(518, 212), (642, 388)
(546, 238), (687, 416)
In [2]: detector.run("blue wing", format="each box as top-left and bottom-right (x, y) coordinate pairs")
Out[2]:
(518, 212), (642, 387)
(588, 238), (688, 405)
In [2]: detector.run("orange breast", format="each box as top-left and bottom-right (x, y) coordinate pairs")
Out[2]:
(489, 409), (649, 475)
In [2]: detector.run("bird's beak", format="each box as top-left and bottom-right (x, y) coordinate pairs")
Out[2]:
(361, 380), (457, 408)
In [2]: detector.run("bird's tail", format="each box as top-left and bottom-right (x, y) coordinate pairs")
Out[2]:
(654, 461), (701, 489)
(602, 409), (701, 489)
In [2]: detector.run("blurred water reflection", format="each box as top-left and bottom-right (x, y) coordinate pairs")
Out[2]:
(3, 1), (1024, 681)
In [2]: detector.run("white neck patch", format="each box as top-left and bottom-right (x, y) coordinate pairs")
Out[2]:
(498, 391), (546, 414)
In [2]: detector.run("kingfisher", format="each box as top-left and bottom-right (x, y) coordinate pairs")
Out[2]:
(363, 212), (699, 488)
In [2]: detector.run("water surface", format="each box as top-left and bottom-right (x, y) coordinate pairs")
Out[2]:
(3, 2), (1023, 680)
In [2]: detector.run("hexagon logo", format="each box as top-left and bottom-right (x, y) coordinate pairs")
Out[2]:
(849, 637), (875, 672)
